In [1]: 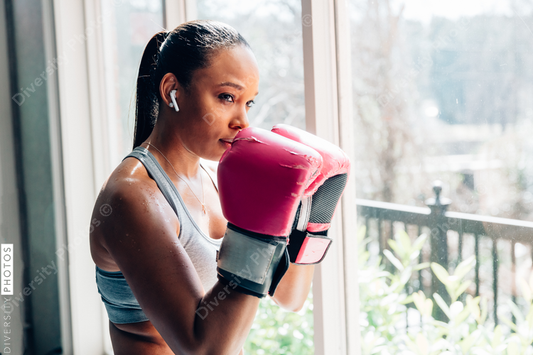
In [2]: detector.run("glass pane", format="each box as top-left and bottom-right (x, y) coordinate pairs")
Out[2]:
(100, 0), (164, 169)
(196, 1), (313, 354)
(352, 1), (533, 353)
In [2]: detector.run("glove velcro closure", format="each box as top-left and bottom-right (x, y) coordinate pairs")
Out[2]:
(287, 229), (333, 264)
(216, 223), (289, 298)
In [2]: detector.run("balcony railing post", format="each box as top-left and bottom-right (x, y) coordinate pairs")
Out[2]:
(425, 181), (452, 320)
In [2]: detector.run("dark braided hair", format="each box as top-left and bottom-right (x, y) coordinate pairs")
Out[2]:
(133, 20), (250, 148)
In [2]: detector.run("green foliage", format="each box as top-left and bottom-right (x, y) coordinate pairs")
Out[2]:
(430, 256), (475, 303)
(359, 225), (533, 355)
(244, 293), (314, 355)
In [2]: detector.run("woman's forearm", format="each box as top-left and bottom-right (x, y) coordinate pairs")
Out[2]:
(271, 263), (315, 312)
(186, 282), (260, 355)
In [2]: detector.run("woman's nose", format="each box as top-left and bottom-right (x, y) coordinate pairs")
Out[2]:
(230, 108), (250, 130)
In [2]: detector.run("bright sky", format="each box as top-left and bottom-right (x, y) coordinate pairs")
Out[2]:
(400, 0), (516, 22)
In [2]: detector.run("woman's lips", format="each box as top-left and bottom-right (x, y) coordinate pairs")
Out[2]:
(220, 139), (233, 149)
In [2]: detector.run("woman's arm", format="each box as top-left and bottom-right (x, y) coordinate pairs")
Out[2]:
(97, 176), (258, 355)
(270, 263), (314, 312)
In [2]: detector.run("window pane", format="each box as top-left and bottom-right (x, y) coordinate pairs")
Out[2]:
(100, 0), (164, 168)
(352, 1), (533, 352)
(196, 1), (313, 354)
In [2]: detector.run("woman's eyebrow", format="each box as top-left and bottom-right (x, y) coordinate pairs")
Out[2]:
(219, 82), (259, 95)
(219, 82), (243, 90)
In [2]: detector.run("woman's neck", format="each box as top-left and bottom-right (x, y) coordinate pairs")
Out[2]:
(143, 120), (201, 179)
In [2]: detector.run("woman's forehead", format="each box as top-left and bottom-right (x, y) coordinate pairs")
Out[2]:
(195, 46), (259, 90)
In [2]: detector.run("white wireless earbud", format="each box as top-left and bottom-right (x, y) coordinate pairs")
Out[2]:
(169, 90), (179, 112)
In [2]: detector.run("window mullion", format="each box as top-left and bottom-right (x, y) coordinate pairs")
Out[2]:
(164, 0), (197, 29)
(333, 0), (360, 354)
(301, 0), (359, 354)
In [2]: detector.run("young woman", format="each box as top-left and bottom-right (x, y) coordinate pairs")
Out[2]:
(89, 21), (315, 354)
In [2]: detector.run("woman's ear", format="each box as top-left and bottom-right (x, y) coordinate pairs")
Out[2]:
(159, 73), (182, 110)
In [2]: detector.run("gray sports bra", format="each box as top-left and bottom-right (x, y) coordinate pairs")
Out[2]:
(95, 147), (222, 324)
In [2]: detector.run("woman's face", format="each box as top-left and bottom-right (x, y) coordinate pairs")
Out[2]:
(172, 45), (260, 161)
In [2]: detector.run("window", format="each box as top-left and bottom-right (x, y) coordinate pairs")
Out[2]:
(53, 0), (351, 353)
(100, 0), (164, 169)
(352, 1), (533, 352)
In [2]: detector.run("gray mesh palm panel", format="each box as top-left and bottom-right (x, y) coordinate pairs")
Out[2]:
(309, 173), (348, 223)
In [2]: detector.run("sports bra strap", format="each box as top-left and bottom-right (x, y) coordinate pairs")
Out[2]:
(125, 147), (182, 220)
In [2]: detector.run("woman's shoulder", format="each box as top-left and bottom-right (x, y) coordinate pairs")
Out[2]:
(90, 156), (179, 269)
(93, 156), (178, 231)
(91, 155), (181, 255)
(98, 157), (156, 202)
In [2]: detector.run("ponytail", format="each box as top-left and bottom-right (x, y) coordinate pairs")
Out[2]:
(133, 31), (169, 148)
(133, 21), (251, 149)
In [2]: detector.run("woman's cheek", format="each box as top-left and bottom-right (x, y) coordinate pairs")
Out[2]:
(201, 111), (217, 126)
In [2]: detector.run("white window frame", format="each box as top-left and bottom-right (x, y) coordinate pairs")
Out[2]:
(53, 0), (106, 353)
(52, 0), (361, 353)
(301, 0), (360, 354)
(163, 0), (196, 28)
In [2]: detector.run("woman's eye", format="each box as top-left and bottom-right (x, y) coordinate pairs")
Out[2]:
(246, 100), (255, 108)
(219, 94), (234, 103)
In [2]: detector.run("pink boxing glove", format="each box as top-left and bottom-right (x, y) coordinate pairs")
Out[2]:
(216, 127), (322, 297)
(272, 124), (350, 264)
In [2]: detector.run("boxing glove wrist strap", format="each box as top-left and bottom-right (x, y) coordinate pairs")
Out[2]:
(287, 229), (333, 265)
(216, 223), (289, 298)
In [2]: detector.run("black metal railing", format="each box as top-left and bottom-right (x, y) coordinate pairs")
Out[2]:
(357, 181), (533, 324)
